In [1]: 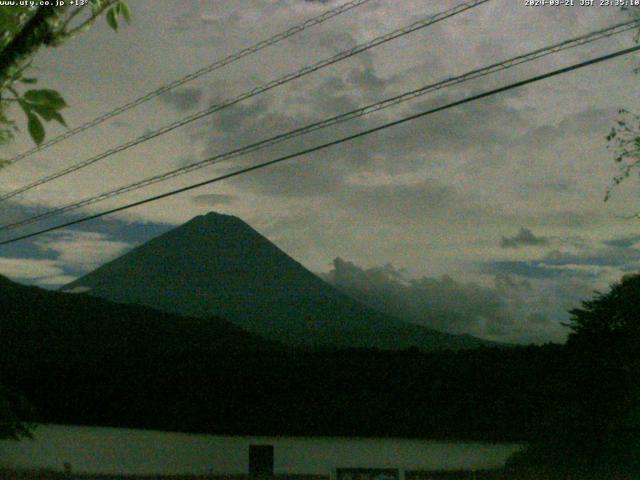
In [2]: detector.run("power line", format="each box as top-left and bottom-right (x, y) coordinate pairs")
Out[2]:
(5, 0), (374, 165)
(0, 0), (491, 203)
(1, 43), (638, 246)
(1, 19), (637, 232)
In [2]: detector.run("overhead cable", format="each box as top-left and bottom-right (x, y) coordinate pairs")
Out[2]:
(1, 42), (638, 245)
(0, 0), (491, 202)
(5, 0), (374, 164)
(1, 18), (637, 232)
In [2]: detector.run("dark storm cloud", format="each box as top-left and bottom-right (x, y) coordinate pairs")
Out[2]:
(542, 242), (640, 268)
(322, 257), (557, 343)
(603, 234), (640, 249)
(523, 108), (615, 148)
(494, 271), (531, 290)
(191, 193), (235, 206)
(486, 233), (640, 285)
(192, 69), (529, 202)
(160, 87), (203, 112)
(340, 179), (465, 223)
(186, 9), (532, 197)
(195, 94), (359, 197)
(516, 180), (573, 196)
(111, 119), (130, 129)
(486, 261), (563, 279)
(183, 3), (548, 203)
(403, 89), (528, 151)
(171, 12), (192, 32)
(500, 227), (550, 248)
(0, 200), (40, 228)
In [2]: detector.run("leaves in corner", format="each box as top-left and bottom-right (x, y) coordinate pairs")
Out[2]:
(118, 1), (131, 23)
(23, 89), (67, 110)
(30, 104), (67, 127)
(26, 112), (45, 145)
(107, 7), (119, 31)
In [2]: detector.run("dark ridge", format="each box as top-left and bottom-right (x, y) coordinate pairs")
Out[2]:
(2, 273), (570, 441)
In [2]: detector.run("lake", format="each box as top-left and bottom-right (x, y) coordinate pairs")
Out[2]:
(0, 424), (523, 476)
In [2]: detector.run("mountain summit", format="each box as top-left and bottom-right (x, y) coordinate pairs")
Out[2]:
(63, 212), (489, 350)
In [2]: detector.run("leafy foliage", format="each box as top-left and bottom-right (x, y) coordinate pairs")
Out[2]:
(568, 273), (639, 333)
(0, 384), (35, 441)
(605, 109), (640, 203)
(0, 98), (17, 149)
(92, 0), (131, 32)
(566, 274), (640, 427)
(605, 7), (640, 208)
(0, 0), (131, 157)
(504, 274), (640, 479)
(0, 7), (36, 52)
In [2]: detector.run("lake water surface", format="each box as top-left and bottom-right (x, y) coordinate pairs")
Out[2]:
(0, 424), (523, 475)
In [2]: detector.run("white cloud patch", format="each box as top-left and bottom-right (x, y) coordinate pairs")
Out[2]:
(34, 231), (133, 271)
(0, 257), (66, 283)
(38, 274), (79, 286)
(322, 257), (567, 344)
(0, 230), (133, 287)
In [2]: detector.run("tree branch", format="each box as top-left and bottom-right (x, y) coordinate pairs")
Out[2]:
(63, 0), (119, 38)
(0, 6), (58, 88)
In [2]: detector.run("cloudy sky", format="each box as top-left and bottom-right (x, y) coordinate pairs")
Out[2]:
(1, 0), (640, 343)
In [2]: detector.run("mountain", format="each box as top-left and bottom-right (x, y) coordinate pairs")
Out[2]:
(63, 212), (491, 350)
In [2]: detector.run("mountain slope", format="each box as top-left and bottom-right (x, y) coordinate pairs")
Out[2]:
(63, 212), (491, 350)
(0, 273), (286, 429)
(0, 273), (280, 363)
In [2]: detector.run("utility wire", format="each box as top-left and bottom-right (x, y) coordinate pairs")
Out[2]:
(0, 19), (637, 232)
(0, 0), (491, 203)
(5, 0), (374, 165)
(1, 43), (638, 246)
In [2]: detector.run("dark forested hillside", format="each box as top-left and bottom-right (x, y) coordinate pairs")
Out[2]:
(0, 274), (576, 441)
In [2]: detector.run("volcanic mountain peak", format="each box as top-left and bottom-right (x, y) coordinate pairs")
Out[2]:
(63, 212), (493, 351)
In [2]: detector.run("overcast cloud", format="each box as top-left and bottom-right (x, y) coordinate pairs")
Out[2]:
(323, 257), (566, 344)
(501, 227), (550, 248)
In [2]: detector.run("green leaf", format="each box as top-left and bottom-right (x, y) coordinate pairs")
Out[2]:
(23, 89), (67, 110)
(26, 112), (45, 145)
(118, 1), (131, 23)
(89, 0), (105, 14)
(107, 7), (118, 31)
(29, 104), (67, 127)
(17, 99), (32, 116)
(49, 111), (67, 127)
